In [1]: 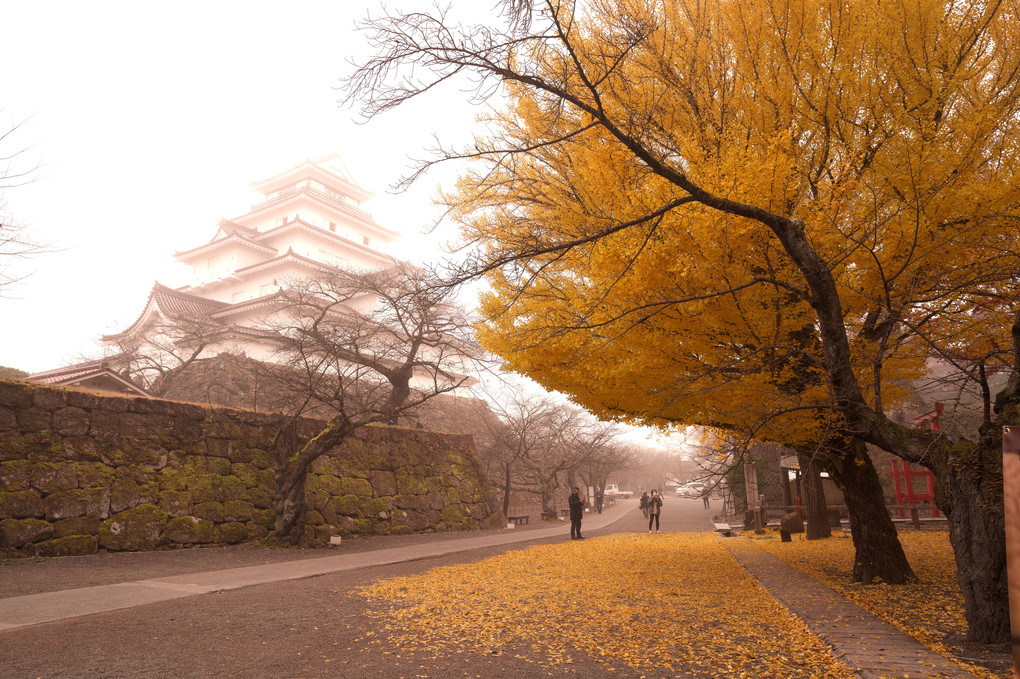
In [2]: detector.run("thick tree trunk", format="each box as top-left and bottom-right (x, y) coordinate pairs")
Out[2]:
(270, 417), (355, 545)
(940, 372), (1017, 644)
(947, 449), (1009, 643)
(540, 473), (559, 518)
(836, 439), (916, 584)
(501, 462), (513, 517)
(274, 460), (310, 544)
(795, 448), (831, 539)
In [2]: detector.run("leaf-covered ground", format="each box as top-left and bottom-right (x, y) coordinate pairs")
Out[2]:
(755, 529), (1012, 679)
(361, 533), (854, 678)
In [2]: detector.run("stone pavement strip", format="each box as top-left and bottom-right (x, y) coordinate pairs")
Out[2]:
(723, 537), (975, 679)
(2, 502), (981, 679)
(0, 504), (631, 632)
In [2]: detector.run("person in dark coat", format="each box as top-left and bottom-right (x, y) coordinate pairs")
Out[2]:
(639, 491), (650, 518)
(595, 487), (604, 514)
(647, 489), (663, 533)
(568, 486), (586, 539)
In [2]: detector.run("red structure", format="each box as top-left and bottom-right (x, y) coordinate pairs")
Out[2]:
(891, 459), (940, 519)
(890, 403), (943, 519)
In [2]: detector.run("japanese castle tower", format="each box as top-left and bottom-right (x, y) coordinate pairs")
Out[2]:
(103, 153), (400, 360)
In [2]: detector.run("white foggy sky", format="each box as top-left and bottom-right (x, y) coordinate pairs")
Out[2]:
(0, 1), (484, 373)
(0, 1), (686, 452)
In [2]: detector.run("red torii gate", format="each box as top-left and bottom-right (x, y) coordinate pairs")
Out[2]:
(891, 403), (942, 519)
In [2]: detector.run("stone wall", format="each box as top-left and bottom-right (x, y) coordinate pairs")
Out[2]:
(0, 379), (503, 556)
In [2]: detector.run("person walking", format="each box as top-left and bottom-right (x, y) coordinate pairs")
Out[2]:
(568, 486), (586, 539)
(639, 491), (650, 518)
(701, 486), (711, 509)
(595, 487), (604, 514)
(647, 489), (663, 533)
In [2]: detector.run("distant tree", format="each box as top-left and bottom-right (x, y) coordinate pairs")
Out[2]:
(260, 263), (480, 543)
(0, 365), (28, 379)
(0, 114), (46, 295)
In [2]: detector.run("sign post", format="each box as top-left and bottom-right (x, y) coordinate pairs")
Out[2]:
(1003, 426), (1020, 678)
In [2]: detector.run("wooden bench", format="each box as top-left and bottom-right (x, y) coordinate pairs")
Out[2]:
(714, 522), (737, 537)
(508, 515), (529, 526)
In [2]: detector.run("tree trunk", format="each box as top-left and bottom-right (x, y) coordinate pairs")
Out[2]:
(274, 459), (310, 544)
(836, 438), (916, 584)
(795, 448), (831, 539)
(946, 448), (1009, 643)
(540, 473), (559, 518)
(501, 461), (513, 517)
(270, 417), (355, 545)
(940, 375), (1016, 643)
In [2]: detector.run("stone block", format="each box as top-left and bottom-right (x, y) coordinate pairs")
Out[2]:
(83, 487), (111, 519)
(0, 381), (33, 408)
(193, 501), (225, 522)
(340, 476), (373, 497)
(369, 470), (397, 496)
(162, 516), (214, 544)
(63, 436), (101, 461)
(244, 487), (273, 510)
(99, 504), (169, 551)
(88, 410), (121, 439)
(187, 474), (223, 503)
(0, 517), (54, 548)
(0, 489), (45, 518)
(44, 489), (89, 521)
(31, 534), (97, 557)
(75, 462), (115, 488)
(109, 479), (141, 513)
(158, 490), (193, 517)
(30, 462), (78, 494)
(307, 473), (344, 497)
(33, 389), (67, 410)
(52, 516), (100, 539)
(0, 405), (16, 431)
(223, 500), (253, 522)
(52, 407), (90, 437)
(206, 456), (231, 476)
(219, 475), (246, 501)
(214, 521), (248, 544)
(0, 460), (31, 491)
(15, 407), (53, 435)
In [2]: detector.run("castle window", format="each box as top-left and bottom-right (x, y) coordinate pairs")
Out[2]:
(329, 222), (336, 232)
(363, 235), (370, 246)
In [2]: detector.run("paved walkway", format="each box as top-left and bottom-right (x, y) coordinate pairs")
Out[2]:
(0, 500), (979, 677)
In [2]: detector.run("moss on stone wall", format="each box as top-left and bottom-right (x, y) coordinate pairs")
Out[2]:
(0, 378), (502, 555)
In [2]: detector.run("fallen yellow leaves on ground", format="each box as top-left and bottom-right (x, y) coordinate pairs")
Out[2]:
(756, 530), (1009, 679)
(359, 533), (854, 677)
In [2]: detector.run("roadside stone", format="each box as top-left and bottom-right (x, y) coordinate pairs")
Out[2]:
(52, 516), (101, 539)
(163, 516), (214, 544)
(213, 521), (248, 544)
(30, 534), (97, 557)
(0, 517), (54, 548)
(99, 504), (169, 551)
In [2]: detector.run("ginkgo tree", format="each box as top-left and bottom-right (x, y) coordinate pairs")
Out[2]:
(343, 0), (1020, 643)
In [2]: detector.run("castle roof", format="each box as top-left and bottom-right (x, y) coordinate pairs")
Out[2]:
(28, 358), (152, 398)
